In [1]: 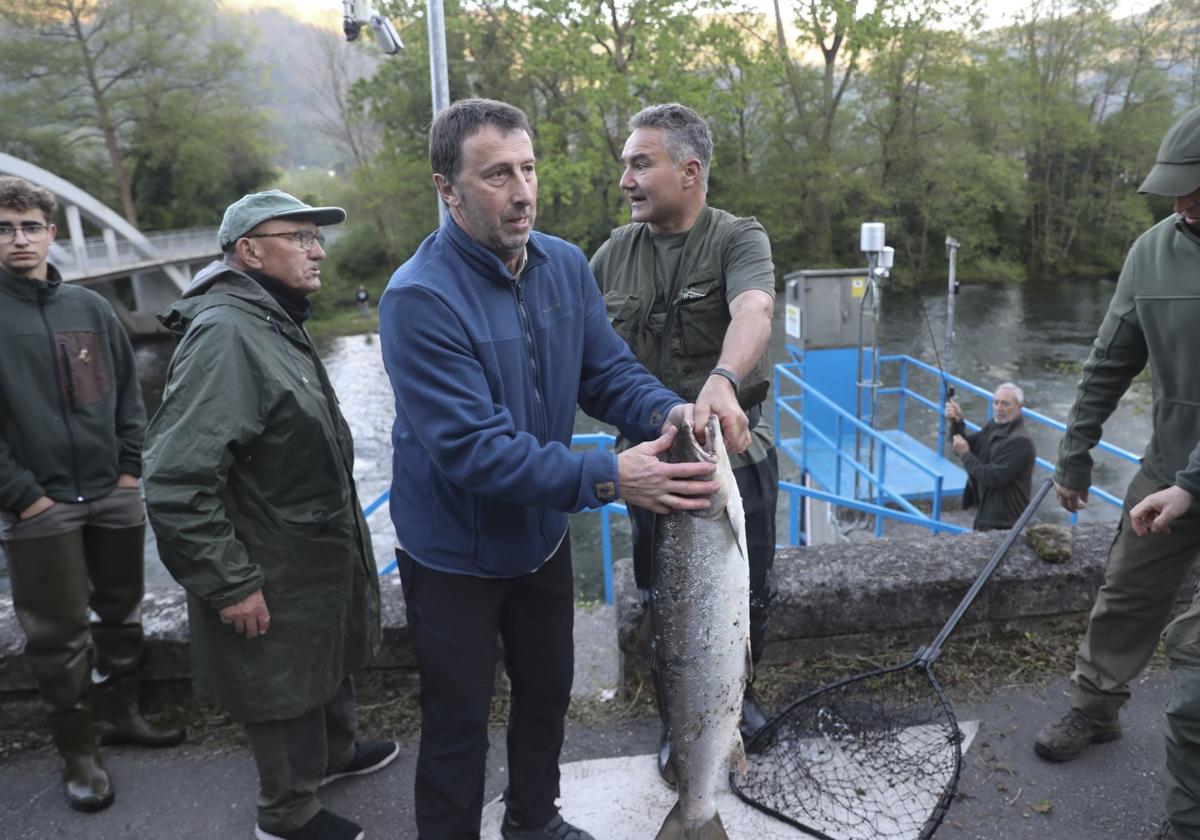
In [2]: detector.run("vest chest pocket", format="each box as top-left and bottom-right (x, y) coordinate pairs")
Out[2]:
(672, 273), (726, 358)
(604, 290), (655, 360)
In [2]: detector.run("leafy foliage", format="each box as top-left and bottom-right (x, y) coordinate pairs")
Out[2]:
(6, 0), (1200, 287)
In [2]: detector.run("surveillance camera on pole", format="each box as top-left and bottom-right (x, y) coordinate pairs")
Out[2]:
(342, 0), (403, 55)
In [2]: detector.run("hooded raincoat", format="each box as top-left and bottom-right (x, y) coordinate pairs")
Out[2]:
(143, 262), (380, 722)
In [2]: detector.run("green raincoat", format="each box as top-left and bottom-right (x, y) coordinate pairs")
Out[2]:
(144, 262), (381, 722)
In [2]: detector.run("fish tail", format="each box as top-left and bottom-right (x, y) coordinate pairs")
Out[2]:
(654, 802), (730, 840)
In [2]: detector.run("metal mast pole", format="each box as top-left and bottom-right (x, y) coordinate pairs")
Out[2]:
(427, 0), (451, 222)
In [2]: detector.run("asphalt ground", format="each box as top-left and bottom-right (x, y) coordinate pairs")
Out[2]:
(0, 671), (1172, 840)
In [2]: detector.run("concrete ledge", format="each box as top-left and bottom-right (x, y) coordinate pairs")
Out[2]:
(2, 522), (1190, 696)
(616, 521), (1194, 659)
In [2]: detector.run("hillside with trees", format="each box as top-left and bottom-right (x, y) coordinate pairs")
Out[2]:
(4, 0), (1200, 303)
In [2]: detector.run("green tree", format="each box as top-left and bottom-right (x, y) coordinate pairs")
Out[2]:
(0, 0), (275, 229)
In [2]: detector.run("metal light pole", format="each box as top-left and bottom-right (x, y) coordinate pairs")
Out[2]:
(427, 0), (451, 222)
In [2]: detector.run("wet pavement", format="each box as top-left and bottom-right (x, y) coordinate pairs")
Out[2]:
(0, 672), (1170, 840)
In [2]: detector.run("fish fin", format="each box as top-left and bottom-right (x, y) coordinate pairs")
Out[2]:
(654, 802), (730, 840)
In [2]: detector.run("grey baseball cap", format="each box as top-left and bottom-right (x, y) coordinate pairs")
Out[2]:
(218, 189), (346, 251)
(1140, 107), (1200, 197)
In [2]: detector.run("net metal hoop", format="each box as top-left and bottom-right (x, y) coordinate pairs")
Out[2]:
(730, 657), (963, 840)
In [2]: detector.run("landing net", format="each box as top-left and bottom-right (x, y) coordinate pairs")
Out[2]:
(732, 659), (962, 840)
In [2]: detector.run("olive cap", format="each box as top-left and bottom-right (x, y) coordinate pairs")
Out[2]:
(1140, 107), (1200, 197)
(218, 190), (346, 251)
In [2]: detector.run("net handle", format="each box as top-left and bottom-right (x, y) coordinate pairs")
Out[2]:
(916, 477), (1054, 668)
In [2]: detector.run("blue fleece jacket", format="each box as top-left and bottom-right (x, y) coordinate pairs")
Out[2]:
(380, 217), (684, 578)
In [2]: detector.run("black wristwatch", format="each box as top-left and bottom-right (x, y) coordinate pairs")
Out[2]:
(710, 367), (741, 391)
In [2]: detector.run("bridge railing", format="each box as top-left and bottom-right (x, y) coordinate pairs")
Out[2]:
(55, 225), (348, 280)
(53, 227), (222, 276)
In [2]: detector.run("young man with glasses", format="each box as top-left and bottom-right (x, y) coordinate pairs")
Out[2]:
(0, 176), (185, 813)
(143, 190), (394, 840)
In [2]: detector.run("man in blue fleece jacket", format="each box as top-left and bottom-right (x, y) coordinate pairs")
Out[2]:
(380, 99), (723, 840)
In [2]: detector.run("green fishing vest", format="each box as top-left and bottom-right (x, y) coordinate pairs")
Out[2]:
(594, 206), (771, 407)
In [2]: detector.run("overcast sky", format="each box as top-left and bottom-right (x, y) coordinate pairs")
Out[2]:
(224, 0), (1165, 38)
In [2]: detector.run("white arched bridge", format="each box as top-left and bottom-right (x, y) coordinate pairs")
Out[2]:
(0, 154), (222, 337)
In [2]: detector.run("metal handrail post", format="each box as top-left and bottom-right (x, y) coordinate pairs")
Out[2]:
(600, 506), (614, 605)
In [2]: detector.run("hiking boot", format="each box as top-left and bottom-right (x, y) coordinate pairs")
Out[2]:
(1034, 708), (1121, 761)
(657, 725), (676, 788)
(500, 812), (595, 840)
(255, 809), (364, 840)
(741, 684), (774, 753)
(320, 741), (400, 787)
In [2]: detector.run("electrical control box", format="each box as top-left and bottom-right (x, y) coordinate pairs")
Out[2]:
(784, 269), (874, 350)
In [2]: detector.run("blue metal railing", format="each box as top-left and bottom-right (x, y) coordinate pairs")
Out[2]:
(780, 480), (970, 545)
(878, 354), (1140, 513)
(366, 352), (1144, 600)
(368, 433), (629, 605)
(774, 355), (949, 537)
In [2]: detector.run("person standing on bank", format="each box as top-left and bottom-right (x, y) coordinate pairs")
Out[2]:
(0, 176), (184, 812)
(1029, 106), (1200, 840)
(944, 383), (1036, 531)
(380, 98), (719, 840)
(144, 191), (394, 840)
(589, 102), (778, 784)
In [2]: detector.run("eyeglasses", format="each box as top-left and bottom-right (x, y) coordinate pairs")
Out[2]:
(0, 223), (50, 243)
(244, 230), (326, 251)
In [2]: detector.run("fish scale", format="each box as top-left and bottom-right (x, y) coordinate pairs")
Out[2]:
(652, 415), (752, 840)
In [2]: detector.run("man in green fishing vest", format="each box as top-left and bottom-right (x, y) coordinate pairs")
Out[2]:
(1030, 106), (1200, 840)
(590, 103), (778, 785)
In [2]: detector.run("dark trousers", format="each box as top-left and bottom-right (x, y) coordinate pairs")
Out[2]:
(397, 539), (575, 840)
(243, 676), (358, 833)
(631, 447), (779, 664)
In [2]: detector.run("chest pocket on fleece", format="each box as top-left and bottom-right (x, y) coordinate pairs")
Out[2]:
(54, 331), (108, 409)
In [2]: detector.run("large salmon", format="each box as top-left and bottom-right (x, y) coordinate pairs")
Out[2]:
(653, 414), (752, 840)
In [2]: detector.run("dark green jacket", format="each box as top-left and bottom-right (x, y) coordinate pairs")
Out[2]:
(952, 415), (1035, 530)
(144, 262), (381, 722)
(0, 265), (144, 515)
(1056, 216), (1200, 491)
(590, 206), (772, 408)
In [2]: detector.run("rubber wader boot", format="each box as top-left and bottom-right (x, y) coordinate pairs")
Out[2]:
(7, 530), (113, 810)
(93, 671), (185, 747)
(85, 524), (186, 748)
(49, 708), (114, 811)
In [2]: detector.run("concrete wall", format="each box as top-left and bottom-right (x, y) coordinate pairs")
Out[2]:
(2, 522), (1189, 695)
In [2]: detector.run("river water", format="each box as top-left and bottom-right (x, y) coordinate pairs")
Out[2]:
(0, 276), (1151, 599)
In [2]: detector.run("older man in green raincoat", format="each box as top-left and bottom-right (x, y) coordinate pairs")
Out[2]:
(144, 191), (391, 840)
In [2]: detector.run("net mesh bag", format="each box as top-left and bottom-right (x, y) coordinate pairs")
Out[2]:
(732, 659), (962, 840)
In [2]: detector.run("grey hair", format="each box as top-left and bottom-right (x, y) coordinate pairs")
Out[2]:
(629, 103), (713, 191)
(996, 382), (1025, 405)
